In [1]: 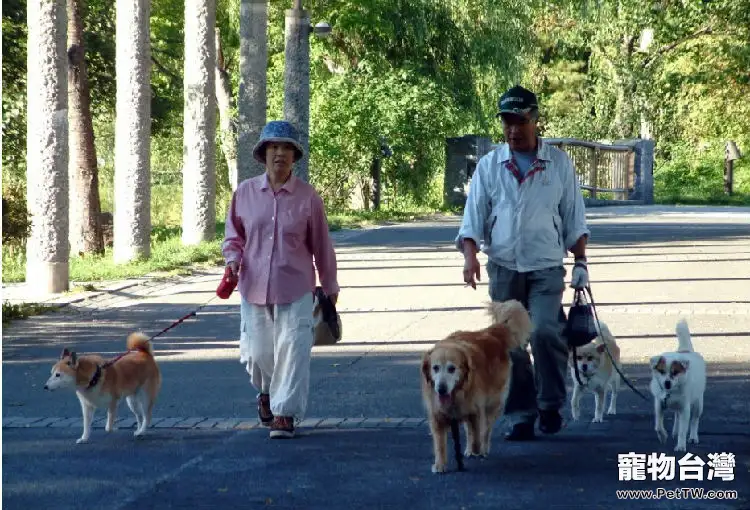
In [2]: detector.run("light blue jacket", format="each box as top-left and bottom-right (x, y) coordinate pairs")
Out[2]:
(455, 138), (590, 272)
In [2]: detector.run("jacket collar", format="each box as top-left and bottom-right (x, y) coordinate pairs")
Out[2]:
(497, 137), (552, 163)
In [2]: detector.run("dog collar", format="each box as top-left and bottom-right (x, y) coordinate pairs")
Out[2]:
(86, 365), (102, 390)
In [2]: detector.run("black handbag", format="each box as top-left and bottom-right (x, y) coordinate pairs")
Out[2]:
(564, 287), (600, 349)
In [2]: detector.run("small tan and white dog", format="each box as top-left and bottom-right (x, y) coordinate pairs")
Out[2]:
(649, 319), (706, 452)
(569, 322), (622, 423)
(44, 332), (162, 444)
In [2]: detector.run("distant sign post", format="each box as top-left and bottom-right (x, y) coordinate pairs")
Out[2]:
(725, 141), (742, 196)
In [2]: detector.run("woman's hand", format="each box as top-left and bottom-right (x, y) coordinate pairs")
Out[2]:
(226, 261), (240, 282)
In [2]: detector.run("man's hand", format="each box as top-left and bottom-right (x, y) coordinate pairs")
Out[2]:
(461, 238), (481, 289)
(570, 259), (589, 289)
(226, 260), (239, 282)
(463, 253), (481, 289)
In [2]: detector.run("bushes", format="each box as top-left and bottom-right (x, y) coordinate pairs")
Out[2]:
(2, 181), (31, 246)
(654, 140), (750, 203)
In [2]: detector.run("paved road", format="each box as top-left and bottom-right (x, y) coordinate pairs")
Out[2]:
(3, 205), (750, 509)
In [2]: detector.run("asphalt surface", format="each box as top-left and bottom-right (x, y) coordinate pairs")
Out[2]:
(3, 205), (750, 509)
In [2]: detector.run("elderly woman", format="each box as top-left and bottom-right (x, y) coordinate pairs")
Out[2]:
(222, 120), (339, 439)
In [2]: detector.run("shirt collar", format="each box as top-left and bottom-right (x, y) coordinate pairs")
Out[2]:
(260, 172), (297, 193)
(498, 137), (552, 163)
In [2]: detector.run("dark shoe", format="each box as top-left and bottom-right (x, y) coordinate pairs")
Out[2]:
(257, 394), (273, 427)
(269, 416), (295, 439)
(539, 409), (563, 434)
(504, 422), (536, 441)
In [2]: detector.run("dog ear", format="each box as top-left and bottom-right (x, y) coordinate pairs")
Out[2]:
(60, 348), (70, 359)
(421, 351), (433, 383)
(670, 360), (688, 375)
(650, 355), (666, 373)
(459, 350), (474, 389)
(69, 352), (78, 367)
(596, 344), (606, 354)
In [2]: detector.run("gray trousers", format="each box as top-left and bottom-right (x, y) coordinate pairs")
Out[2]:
(487, 260), (568, 425)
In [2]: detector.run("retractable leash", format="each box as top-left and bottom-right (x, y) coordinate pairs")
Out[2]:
(92, 293), (221, 376)
(148, 294), (221, 342)
(583, 285), (650, 401)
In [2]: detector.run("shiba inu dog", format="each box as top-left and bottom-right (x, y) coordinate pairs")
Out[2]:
(44, 332), (161, 444)
(569, 322), (622, 423)
(649, 319), (706, 452)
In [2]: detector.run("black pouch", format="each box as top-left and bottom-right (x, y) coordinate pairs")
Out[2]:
(564, 288), (599, 349)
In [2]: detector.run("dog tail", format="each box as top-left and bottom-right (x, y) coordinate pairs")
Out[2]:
(487, 300), (533, 350)
(127, 332), (154, 355)
(675, 319), (693, 353)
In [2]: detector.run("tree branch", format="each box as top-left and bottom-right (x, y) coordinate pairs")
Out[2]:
(151, 54), (181, 84)
(644, 26), (713, 68)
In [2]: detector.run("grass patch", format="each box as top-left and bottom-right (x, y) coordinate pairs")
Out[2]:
(327, 206), (459, 231)
(654, 193), (750, 207)
(2, 207), (448, 284)
(2, 301), (58, 324)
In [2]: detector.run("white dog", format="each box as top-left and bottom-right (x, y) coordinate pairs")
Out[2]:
(569, 322), (622, 423)
(649, 319), (706, 452)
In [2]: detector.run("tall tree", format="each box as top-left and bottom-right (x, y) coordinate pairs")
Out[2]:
(237, 0), (267, 184)
(182, 0), (217, 244)
(114, 0), (151, 262)
(26, 0), (69, 292)
(215, 28), (239, 188)
(67, 0), (104, 256)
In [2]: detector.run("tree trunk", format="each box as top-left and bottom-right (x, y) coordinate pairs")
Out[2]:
(238, 0), (267, 184)
(215, 28), (239, 190)
(26, 0), (69, 292)
(67, 0), (104, 256)
(182, 0), (216, 245)
(114, 0), (151, 263)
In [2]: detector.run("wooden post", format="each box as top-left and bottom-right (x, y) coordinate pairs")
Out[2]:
(371, 157), (381, 211)
(588, 147), (598, 199)
(724, 159), (734, 196)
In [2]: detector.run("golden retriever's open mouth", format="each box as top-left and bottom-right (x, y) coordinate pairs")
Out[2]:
(437, 393), (453, 406)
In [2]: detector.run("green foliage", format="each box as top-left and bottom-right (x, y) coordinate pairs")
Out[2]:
(3, 0), (748, 285)
(1, 181), (32, 245)
(2, 301), (58, 324)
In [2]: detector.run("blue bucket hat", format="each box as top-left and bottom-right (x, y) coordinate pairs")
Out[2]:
(252, 120), (305, 164)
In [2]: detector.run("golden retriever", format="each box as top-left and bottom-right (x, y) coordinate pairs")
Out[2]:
(420, 299), (533, 473)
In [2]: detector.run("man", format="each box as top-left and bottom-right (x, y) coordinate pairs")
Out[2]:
(222, 120), (339, 439)
(455, 85), (591, 441)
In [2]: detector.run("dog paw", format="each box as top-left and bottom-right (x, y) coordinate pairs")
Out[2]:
(133, 429), (145, 437)
(76, 437), (89, 444)
(688, 435), (699, 445)
(592, 416), (604, 423)
(656, 428), (668, 444)
(674, 443), (687, 452)
(105, 426), (117, 433)
(606, 408), (616, 415)
(431, 464), (447, 474)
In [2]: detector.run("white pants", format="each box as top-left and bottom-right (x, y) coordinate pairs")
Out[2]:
(239, 293), (315, 420)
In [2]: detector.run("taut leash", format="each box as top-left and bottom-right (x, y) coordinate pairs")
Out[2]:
(584, 285), (650, 401)
(96, 295), (222, 372)
(148, 294), (220, 342)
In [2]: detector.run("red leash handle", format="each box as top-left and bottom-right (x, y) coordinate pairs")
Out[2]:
(216, 266), (238, 299)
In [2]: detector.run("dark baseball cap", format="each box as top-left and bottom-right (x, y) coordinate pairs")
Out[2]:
(497, 85), (538, 118)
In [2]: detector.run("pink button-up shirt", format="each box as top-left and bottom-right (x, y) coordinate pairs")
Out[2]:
(221, 174), (339, 305)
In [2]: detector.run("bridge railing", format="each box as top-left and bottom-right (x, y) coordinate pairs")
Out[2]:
(541, 138), (636, 200)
